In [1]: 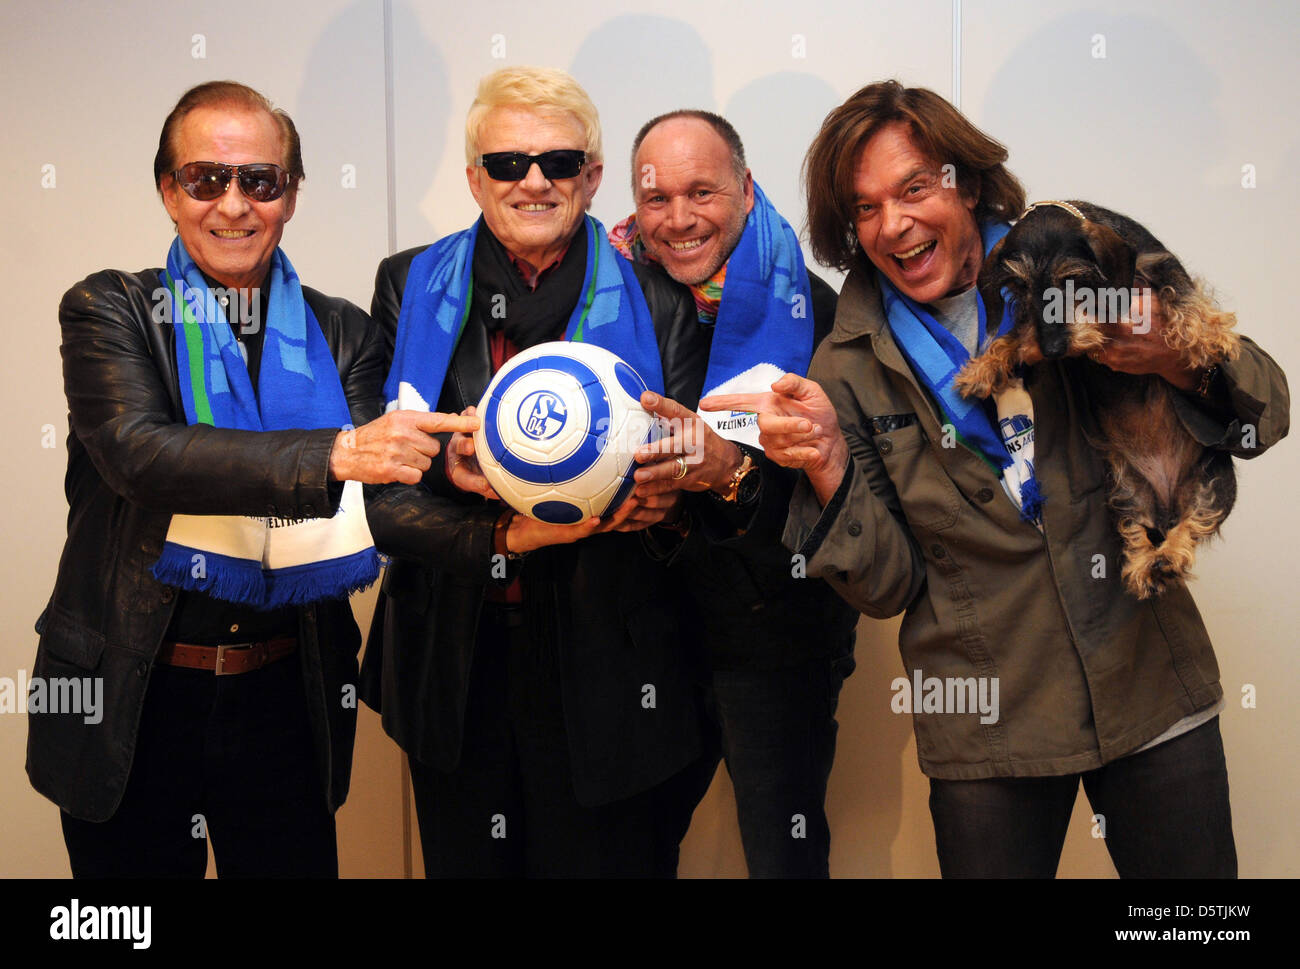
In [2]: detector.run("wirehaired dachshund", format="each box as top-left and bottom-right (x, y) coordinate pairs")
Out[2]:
(955, 200), (1240, 598)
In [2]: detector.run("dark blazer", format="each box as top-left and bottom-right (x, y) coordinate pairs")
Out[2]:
(359, 245), (708, 807)
(28, 268), (382, 821)
(643, 271), (860, 671)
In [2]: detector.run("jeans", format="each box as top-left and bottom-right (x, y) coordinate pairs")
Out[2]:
(60, 655), (337, 878)
(928, 716), (1237, 878)
(710, 648), (856, 878)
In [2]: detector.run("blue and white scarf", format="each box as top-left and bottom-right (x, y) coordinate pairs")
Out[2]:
(151, 237), (381, 607)
(384, 214), (664, 416)
(879, 221), (1043, 524)
(612, 182), (814, 448)
(698, 183), (813, 447)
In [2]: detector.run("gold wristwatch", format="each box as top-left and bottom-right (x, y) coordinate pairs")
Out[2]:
(716, 452), (758, 504)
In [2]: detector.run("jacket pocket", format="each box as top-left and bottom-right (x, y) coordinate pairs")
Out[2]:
(381, 559), (433, 616)
(37, 604), (108, 671)
(872, 422), (961, 531)
(867, 413), (918, 436)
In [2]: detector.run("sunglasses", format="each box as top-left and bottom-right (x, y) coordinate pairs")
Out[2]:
(171, 161), (292, 202)
(476, 150), (586, 182)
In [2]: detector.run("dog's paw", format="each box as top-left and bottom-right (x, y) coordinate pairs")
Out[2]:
(1122, 551), (1186, 599)
(955, 359), (998, 399)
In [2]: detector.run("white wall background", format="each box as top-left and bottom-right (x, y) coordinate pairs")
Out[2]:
(1, 0), (1295, 877)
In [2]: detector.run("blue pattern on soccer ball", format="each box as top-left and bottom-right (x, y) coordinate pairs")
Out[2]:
(531, 500), (587, 525)
(474, 342), (659, 521)
(614, 361), (648, 401)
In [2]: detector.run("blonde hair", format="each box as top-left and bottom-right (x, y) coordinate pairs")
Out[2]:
(464, 67), (602, 165)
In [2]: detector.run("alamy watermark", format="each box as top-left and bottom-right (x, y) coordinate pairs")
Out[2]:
(891, 670), (1000, 724)
(1042, 281), (1153, 333)
(150, 285), (261, 334)
(50, 899), (150, 949)
(0, 670), (102, 724)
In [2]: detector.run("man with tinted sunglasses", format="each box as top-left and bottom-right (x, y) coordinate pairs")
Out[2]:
(476, 147), (588, 182)
(360, 66), (709, 877)
(30, 81), (474, 877)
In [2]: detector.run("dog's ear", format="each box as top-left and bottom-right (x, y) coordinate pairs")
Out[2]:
(983, 234), (1009, 270)
(980, 280), (1007, 333)
(1081, 220), (1137, 290)
(977, 235), (1013, 293)
(1134, 249), (1178, 289)
(978, 236), (1010, 328)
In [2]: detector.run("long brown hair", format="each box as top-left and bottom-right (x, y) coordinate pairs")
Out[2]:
(803, 80), (1025, 270)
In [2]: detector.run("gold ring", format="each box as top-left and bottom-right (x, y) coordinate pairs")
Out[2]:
(672, 456), (689, 479)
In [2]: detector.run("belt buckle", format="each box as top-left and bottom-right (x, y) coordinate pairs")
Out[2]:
(214, 642), (253, 676)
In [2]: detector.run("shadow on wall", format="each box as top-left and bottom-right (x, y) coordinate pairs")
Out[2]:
(387, 0), (450, 246)
(976, 11), (1223, 213)
(297, 0), (451, 253)
(572, 18), (843, 272)
(571, 15), (714, 224)
(725, 70), (842, 284)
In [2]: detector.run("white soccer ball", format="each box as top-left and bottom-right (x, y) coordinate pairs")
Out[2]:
(473, 341), (660, 524)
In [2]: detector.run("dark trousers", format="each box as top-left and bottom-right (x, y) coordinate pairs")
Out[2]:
(60, 656), (337, 878)
(928, 716), (1237, 878)
(710, 648), (856, 878)
(409, 605), (684, 877)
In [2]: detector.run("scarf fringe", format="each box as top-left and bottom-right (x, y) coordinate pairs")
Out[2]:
(151, 545), (266, 604)
(1019, 475), (1045, 525)
(261, 548), (383, 609)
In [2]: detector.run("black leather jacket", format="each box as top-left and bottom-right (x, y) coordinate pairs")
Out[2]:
(642, 271), (860, 671)
(28, 267), (382, 821)
(359, 246), (709, 807)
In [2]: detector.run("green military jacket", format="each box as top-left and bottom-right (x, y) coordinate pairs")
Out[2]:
(786, 266), (1289, 779)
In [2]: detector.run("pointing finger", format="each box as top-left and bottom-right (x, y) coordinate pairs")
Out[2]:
(699, 392), (767, 413)
(771, 372), (819, 399)
(413, 411), (480, 435)
(639, 390), (692, 421)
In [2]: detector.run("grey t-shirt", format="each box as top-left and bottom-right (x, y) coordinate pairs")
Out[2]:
(929, 288), (980, 356)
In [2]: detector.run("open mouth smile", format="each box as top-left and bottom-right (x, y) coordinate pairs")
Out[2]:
(893, 239), (936, 272)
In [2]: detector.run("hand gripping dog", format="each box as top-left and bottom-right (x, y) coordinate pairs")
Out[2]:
(955, 200), (1240, 599)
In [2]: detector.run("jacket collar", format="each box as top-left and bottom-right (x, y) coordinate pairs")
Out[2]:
(828, 263), (886, 342)
(830, 263), (929, 402)
(830, 259), (1015, 491)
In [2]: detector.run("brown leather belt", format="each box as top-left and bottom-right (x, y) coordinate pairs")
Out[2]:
(155, 636), (297, 676)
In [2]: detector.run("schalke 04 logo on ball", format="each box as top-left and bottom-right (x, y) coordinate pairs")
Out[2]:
(518, 390), (567, 441)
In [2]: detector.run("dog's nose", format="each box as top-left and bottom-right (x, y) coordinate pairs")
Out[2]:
(1039, 332), (1070, 359)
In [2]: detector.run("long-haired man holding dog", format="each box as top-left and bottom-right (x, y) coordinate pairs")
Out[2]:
(704, 80), (1289, 877)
